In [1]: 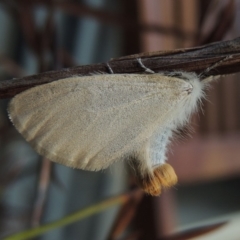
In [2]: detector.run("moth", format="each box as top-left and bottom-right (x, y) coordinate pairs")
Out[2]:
(8, 59), (206, 196)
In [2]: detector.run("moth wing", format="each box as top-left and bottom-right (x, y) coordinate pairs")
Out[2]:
(8, 74), (189, 171)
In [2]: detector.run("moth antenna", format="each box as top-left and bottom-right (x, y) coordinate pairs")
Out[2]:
(137, 58), (155, 74)
(137, 163), (178, 196)
(106, 62), (114, 74)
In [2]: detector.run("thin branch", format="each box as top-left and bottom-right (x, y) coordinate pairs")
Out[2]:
(4, 189), (141, 240)
(1, 37), (240, 99)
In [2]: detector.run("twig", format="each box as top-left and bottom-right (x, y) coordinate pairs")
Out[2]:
(107, 189), (143, 240)
(1, 37), (240, 99)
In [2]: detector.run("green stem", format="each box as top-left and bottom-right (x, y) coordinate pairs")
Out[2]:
(4, 194), (128, 240)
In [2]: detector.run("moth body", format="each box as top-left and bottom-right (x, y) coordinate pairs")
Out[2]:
(8, 72), (205, 196)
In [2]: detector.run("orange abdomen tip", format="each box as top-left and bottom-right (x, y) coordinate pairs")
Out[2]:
(138, 163), (178, 196)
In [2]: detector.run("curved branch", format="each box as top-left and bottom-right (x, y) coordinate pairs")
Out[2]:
(1, 37), (240, 99)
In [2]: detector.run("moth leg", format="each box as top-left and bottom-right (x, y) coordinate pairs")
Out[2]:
(106, 62), (114, 74)
(137, 58), (155, 74)
(199, 55), (232, 79)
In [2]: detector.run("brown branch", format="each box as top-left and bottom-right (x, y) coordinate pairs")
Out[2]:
(1, 37), (240, 99)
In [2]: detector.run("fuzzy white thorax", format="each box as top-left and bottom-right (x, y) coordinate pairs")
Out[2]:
(134, 72), (206, 177)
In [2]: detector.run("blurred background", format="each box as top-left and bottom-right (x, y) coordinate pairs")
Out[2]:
(0, 0), (240, 239)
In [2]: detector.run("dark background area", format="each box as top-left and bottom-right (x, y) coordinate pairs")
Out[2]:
(0, 0), (240, 239)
